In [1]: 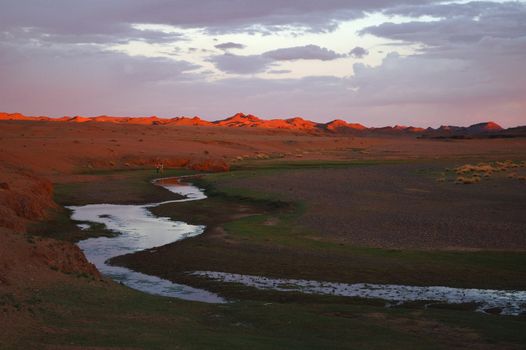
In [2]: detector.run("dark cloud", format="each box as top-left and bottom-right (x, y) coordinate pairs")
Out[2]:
(214, 42), (246, 50)
(349, 46), (368, 58)
(0, 23), (185, 46)
(209, 45), (345, 74)
(268, 69), (292, 74)
(383, 1), (524, 20)
(264, 45), (344, 61)
(0, 0), (441, 38)
(208, 53), (273, 74)
(362, 1), (526, 46)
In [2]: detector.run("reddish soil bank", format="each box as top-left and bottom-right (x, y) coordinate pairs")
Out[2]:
(0, 229), (99, 289)
(0, 228), (101, 347)
(0, 164), (100, 304)
(0, 166), (55, 232)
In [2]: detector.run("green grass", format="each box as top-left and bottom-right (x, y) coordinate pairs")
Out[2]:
(28, 206), (120, 242)
(13, 281), (526, 349)
(55, 168), (197, 205)
(77, 166), (196, 176)
(231, 158), (411, 171)
(219, 209), (526, 289)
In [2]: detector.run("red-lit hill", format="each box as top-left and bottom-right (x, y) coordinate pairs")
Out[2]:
(166, 117), (214, 126)
(1, 112), (521, 137)
(214, 113), (265, 127)
(324, 119), (367, 133)
(420, 121), (516, 138)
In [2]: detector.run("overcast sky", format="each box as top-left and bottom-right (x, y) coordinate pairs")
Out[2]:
(0, 0), (525, 127)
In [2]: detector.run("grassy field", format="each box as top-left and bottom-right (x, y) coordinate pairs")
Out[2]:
(22, 162), (526, 349)
(9, 279), (526, 349)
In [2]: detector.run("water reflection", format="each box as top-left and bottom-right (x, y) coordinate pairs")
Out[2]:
(70, 177), (225, 303)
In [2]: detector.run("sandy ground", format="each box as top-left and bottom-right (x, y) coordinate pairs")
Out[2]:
(1, 120), (525, 177)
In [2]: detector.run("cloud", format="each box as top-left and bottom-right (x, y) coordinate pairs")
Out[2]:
(349, 46), (368, 58)
(0, 0), (443, 38)
(268, 69), (292, 74)
(208, 53), (273, 74)
(361, 1), (526, 46)
(346, 49), (526, 126)
(264, 44), (344, 61)
(383, 1), (524, 20)
(0, 23), (186, 46)
(214, 42), (246, 50)
(209, 44), (345, 74)
(0, 38), (201, 115)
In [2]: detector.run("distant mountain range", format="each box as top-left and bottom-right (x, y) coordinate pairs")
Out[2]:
(1, 112), (524, 138)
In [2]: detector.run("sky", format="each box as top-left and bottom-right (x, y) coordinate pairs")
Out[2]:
(0, 0), (525, 127)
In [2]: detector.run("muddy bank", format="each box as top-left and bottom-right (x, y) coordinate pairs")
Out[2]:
(0, 164), (100, 291)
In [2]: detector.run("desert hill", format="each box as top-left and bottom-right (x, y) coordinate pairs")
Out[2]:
(0, 112), (522, 137)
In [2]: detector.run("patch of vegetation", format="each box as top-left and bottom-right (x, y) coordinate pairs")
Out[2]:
(231, 158), (410, 171)
(217, 209), (526, 290)
(54, 168), (196, 206)
(17, 282), (526, 349)
(438, 160), (526, 184)
(29, 206), (117, 242)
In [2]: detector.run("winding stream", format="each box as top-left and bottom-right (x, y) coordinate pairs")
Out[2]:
(70, 178), (225, 303)
(70, 177), (526, 315)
